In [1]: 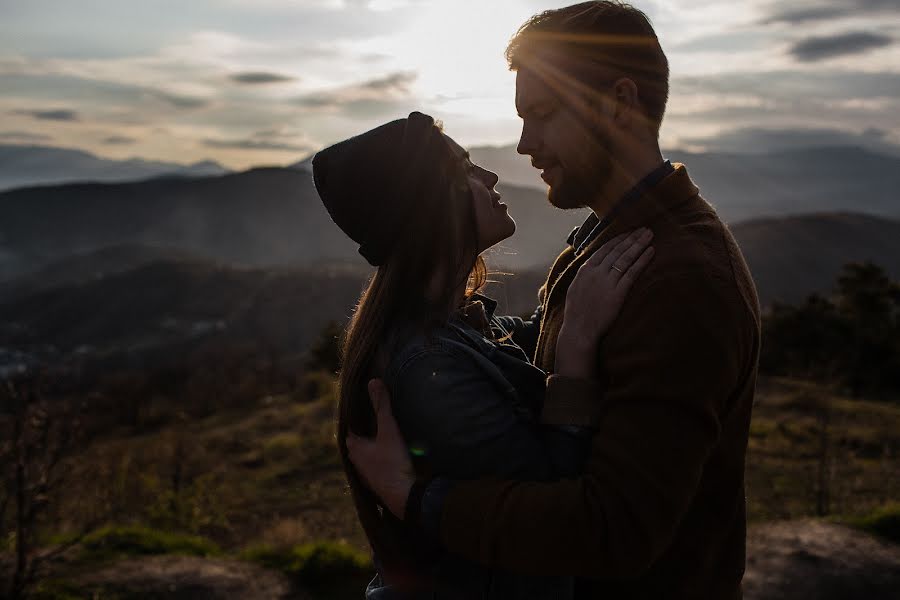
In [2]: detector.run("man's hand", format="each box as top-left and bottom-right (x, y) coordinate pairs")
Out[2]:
(346, 379), (415, 519)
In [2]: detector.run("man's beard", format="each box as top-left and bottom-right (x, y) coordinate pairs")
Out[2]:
(547, 149), (613, 210)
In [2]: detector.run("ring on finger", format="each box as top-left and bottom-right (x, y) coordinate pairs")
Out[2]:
(611, 265), (625, 274)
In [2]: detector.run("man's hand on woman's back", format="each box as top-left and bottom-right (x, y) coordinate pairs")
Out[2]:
(346, 379), (414, 519)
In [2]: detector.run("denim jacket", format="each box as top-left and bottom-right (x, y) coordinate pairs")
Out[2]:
(365, 295), (588, 600)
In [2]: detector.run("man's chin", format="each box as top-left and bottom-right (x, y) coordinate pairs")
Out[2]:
(547, 185), (587, 210)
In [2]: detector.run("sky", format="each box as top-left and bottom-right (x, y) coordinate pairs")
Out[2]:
(1, 0), (898, 169)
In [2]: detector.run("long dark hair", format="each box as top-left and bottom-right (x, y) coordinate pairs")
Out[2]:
(336, 123), (487, 571)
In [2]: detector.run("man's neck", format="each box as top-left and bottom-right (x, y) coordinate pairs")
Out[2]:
(587, 146), (665, 219)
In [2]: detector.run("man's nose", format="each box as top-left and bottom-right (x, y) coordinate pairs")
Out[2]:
(516, 123), (539, 156)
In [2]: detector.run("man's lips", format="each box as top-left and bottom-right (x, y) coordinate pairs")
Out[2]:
(539, 165), (560, 183)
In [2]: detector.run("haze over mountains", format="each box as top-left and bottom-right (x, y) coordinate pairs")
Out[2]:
(1, 140), (899, 308)
(2, 139), (899, 378)
(0, 144), (230, 192)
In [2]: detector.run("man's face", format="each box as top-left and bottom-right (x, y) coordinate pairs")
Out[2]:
(515, 66), (615, 210)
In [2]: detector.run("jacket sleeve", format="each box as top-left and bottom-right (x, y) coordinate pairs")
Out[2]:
(390, 344), (578, 483)
(434, 273), (755, 578)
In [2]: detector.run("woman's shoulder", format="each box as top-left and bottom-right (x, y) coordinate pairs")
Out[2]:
(384, 320), (470, 381)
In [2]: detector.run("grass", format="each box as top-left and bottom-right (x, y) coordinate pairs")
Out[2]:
(242, 540), (373, 599)
(76, 525), (221, 563)
(745, 378), (900, 522)
(8, 375), (897, 597)
(242, 540), (371, 582)
(840, 503), (900, 544)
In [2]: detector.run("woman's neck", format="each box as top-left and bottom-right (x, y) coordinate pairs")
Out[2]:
(425, 268), (469, 316)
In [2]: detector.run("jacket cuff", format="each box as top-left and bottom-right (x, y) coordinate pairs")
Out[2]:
(541, 375), (607, 428)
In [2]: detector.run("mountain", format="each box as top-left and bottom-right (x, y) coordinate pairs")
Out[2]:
(0, 166), (581, 282)
(289, 155), (314, 172)
(0, 257), (371, 376)
(2, 212), (898, 378)
(2, 152), (899, 307)
(469, 145), (900, 223)
(0, 167), (356, 281)
(729, 212), (900, 305)
(0, 144), (230, 192)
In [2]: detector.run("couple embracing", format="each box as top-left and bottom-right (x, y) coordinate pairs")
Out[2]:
(311, 2), (760, 598)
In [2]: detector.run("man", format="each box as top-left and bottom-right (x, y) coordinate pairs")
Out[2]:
(348, 2), (761, 598)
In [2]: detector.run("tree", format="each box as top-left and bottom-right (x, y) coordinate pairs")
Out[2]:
(760, 262), (900, 398)
(1, 376), (88, 599)
(306, 320), (344, 375)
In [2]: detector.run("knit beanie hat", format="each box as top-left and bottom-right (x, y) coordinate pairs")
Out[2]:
(312, 111), (451, 266)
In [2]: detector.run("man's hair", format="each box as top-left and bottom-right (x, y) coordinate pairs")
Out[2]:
(506, 1), (669, 131)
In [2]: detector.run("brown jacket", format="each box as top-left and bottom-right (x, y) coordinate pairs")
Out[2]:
(438, 164), (761, 598)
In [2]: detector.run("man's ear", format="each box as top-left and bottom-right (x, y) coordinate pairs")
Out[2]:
(612, 77), (639, 128)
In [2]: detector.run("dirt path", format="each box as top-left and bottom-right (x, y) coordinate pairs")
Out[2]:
(9, 520), (897, 599)
(744, 520), (900, 599)
(77, 555), (302, 599)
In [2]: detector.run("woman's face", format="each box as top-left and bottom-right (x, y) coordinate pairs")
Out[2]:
(443, 134), (516, 252)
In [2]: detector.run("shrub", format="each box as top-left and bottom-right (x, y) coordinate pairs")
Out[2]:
(242, 540), (372, 584)
(77, 525), (221, 563)
(846, 503), (900, 544)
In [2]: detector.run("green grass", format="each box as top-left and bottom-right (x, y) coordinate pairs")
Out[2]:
(76, 525), (221, 563)
(841, 503), (900, 544)
(242, 540), (371, 582)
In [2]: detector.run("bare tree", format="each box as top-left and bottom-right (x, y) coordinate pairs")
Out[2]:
(1, 376), (88, 599)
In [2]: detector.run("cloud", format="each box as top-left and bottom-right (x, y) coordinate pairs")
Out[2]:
(680, 126), (900, 157)
(763, 0), (900, 24)
(102, 135), (137, 145)
(294, 71), (416, 116)
(789, 32), (893, 62)
(15, 108), (79, 121)
(151, 91), (211, 109)
(203, 131), (315, 152)
(229, 71), (295, 84)
(0, 130), (52, 143)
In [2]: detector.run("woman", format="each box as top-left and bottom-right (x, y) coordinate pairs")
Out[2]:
(312, 112), (653, 598)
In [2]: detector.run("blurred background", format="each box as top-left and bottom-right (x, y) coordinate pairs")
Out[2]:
(1, 1), (898, 598)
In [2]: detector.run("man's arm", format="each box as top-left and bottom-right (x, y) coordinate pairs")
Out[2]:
(432, 273), (753, 578)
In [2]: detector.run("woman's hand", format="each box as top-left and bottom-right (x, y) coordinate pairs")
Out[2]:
(555, 228), (655, 378)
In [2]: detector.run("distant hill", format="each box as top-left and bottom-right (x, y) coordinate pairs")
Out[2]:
(2, 212), (899, 377)
(0, 166), (581, 282)
(730, 213), (900, 305)
(2, 151), (899, 307)
(0, 144), (229, 192)
(0, 257), (372, 375)
(469, 144), (900, 223)
(0, 167), (354, 281)
(487, 213), (900, 315)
